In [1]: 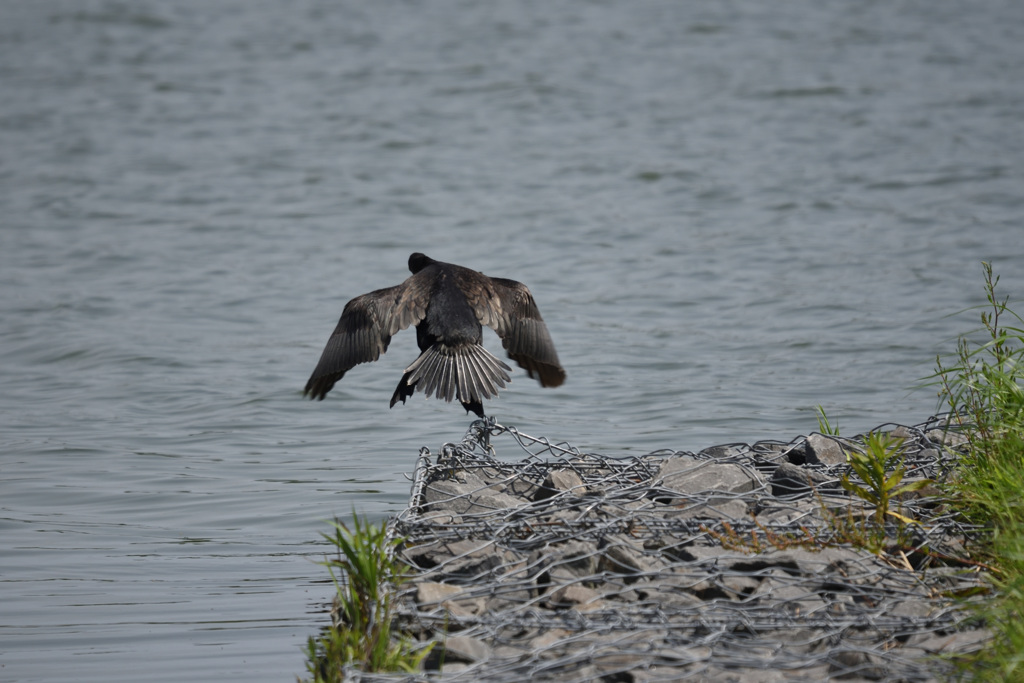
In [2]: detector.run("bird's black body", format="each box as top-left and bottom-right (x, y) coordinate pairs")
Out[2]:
(304, 253), (565, 416)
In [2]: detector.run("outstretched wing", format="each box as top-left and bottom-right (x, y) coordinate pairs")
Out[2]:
(303, 282), (427, 400)
(466, 275), (566, 388)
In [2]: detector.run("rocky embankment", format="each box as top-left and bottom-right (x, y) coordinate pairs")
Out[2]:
(374, 420), (991, 682)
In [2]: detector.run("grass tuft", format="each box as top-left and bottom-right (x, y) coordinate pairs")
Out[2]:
(815, 405), (841, 436)
(301, 514), (433, 682)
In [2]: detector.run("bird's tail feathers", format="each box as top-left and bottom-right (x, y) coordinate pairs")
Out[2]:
(396, 344), (511, 406)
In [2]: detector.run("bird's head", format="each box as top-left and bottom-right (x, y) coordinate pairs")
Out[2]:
(408, 252), (436, 274)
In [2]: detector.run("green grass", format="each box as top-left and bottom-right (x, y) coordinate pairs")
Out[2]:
(301, 514), (433, 682)
(815, 405), (841, 436)
(932, 262), (1024, 681)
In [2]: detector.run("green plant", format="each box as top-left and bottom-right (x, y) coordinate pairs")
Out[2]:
(931, 262), (1024, 681)
(839, 432), (930, 526)
(934, 262), (1024, 527)
(815, 405), (840, 436)
(302, 514), (433, 682)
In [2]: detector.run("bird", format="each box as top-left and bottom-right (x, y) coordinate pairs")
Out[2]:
(303, 252), (565, 417)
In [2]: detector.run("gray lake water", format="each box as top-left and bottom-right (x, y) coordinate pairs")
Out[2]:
(2, 1), (1022, 681)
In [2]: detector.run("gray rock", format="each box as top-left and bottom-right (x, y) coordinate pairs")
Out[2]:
(755, 499), (822, 525)
(413, 582), (486, 617)
(699, 444), (748, 459)
(624, 579), (706, 609)
(770, 461), (831, 498)
(926, 428), (969, 448)
(404, 538), (512, 581)
(415, 581), (464, 605)
(666, 498), (749, 521)
(433, 635), (492, 664)
(720, 573), (761, 598)
(889, 425), (916, 440)
(804, 433), (848, 465)
(533, 469), (586, 502)
(598, 537), (659, 577)
(526, 628), (572, 651)
(656, 456), (760, 501)
(752, 440), (795, 466)
(545, 584), (605, 611)
(421, 478), (526, 516)
(531, 540), (600, 586)
(828, 648), (887, 680)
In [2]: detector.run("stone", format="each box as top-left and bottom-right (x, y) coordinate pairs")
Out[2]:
(804, 433), (848, 465)
(545, 584), (605, 611)
(770, 461), (832, 498)
(421, 478), (526, 516)
(417, 511), (462, 525)
(667, 498), (749, 521)
(720, 573), (761, 598)
(415, 581), (464, 605)
(599, 538), (657, 577)
(754, 498), (823, 525)
(906, 627), (993, 652)
(827, 648), (887, 680)
(699, 444), (748, 459)
(403, 538), (512, 581)
(533, 468), (586, 501)
(532, 540), (600, 586)
(526, 628), (572, 650)
(889, 425), (915, 440)
(617, 577), (705, 610)
(430, 635), (492, 664)
(413, 582), (486, 617)
(926, 428), (969, 448)
(751, 440), (795, 466)
(655, 456), (760, 502)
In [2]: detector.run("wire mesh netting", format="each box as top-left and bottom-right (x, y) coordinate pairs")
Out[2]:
(348, 418), (991, 682)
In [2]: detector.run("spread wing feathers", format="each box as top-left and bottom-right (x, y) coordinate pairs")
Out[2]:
(466, 275), (567, 388)
(303, 283), (428, 400)
(402, 344), (511, 404)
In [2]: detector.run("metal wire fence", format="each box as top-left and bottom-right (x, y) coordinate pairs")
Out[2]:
(349, 418), (990, 682)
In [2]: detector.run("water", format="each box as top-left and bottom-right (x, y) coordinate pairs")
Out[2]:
(1, 1), (1022, 680)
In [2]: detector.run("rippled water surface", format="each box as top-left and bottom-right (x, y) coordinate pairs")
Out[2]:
(2, 1), (1023, 681)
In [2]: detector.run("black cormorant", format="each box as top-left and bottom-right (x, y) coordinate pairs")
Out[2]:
(303, 253), (565, 417)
